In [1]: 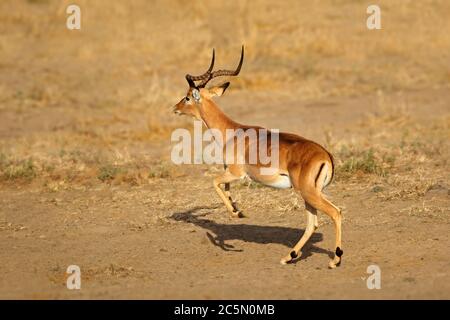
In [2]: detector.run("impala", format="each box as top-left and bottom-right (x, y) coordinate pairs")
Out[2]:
(173, 46), (343, 268)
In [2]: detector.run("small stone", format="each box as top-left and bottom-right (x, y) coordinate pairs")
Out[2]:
(372, 185), (384, 193)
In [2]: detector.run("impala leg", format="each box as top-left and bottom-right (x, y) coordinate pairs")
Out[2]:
(283, 162), (342, 268)
(280, 202), (317, 264)
(304, 192), (342, 269)
(314, 212), (319, 229)
(213, 172), (243, 218)
(223, 183), (240, 212)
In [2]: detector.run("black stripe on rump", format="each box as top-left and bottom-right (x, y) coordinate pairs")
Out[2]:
(314, 163), (326, 188)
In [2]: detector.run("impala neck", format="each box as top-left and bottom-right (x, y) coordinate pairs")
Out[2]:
(198, 99), (240, 138)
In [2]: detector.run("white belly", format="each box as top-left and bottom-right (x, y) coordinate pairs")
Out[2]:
(261, 174), (292, 189)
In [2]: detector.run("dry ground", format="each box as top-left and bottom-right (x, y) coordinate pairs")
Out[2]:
(0, 0), (449, 299)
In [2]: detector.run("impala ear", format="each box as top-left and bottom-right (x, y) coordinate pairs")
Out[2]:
(208, 82), (230, 97)
(192, 88), (201, 102)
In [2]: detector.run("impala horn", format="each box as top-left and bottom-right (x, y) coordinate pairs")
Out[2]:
(185, 46), (244, 88)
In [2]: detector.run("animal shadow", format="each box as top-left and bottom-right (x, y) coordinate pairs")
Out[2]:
(169, 206), (333, 263)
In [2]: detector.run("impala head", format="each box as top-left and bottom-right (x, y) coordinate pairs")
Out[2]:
(173, 46), (244, 120)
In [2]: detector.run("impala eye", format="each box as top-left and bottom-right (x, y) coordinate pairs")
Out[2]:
(185, 97), (190, 101)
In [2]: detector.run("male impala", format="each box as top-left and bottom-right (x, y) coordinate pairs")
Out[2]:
(173, 46), (343, 268)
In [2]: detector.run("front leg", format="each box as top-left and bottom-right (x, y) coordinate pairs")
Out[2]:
(224, 182), (241, 213)
(213, 171), (243, 218)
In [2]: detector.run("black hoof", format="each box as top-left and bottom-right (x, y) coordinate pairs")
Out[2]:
(290, 251), (298, 259)
(232, 210), (245, 218)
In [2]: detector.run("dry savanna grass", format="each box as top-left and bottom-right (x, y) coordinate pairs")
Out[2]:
(1, 2), (448, 163)
(331, 96), (449, 201)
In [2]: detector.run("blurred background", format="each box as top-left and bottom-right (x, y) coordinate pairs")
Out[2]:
(0, 0), (449, 186)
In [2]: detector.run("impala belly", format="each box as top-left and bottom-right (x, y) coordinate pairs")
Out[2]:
(247, 171), (292, 189)
(263, 174), (292, 189)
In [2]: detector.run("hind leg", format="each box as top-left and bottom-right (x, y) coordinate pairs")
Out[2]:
(285, 163), (343, 268)
(304, 190), (342, 268)
(280, 202), (318, 264)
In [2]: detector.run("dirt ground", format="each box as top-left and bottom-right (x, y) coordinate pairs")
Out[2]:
(0, 1), (449, 299)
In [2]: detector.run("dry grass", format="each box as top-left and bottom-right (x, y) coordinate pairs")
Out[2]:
(1, 1), (450, 109)
(0, 155), (36, 181)
(336, 147), (389, 178)
(0, 0), (449, 204)
(330, 100), (449, 202)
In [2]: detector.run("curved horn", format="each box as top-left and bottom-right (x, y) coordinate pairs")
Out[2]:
(185, 49), (215, 86)
(197, 45), (244, 88)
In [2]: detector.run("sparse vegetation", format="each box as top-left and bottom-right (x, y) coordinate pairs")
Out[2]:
(148, 163), (172, 179)
(98, 165), (123, 182)
(0, 157), (36, 181)
(336, 148), (386, 178)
